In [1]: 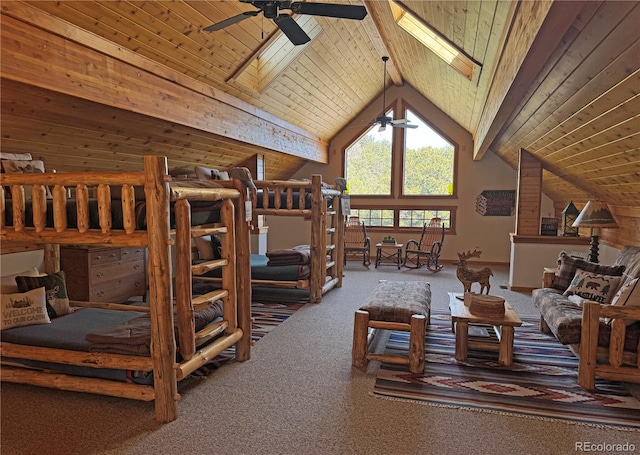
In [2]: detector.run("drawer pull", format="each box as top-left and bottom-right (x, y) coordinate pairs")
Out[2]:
(133, 264), (140, 270)
(110, 253), (117, 258)
(97, 291), (105, 297)
(96, 272), (104, 278)
(95, 255), (102, 260)
(122, 251), (129, 256)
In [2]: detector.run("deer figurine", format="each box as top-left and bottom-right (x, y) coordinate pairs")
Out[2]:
(454, 249), (493, 294)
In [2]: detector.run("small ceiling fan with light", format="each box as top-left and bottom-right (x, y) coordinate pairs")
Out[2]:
(373, 56), (417, 132)
(203, 1), (367, 46)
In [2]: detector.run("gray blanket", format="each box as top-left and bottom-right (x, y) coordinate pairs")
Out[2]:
(266, 245), (311, 266)
(85, 302), (223, 356)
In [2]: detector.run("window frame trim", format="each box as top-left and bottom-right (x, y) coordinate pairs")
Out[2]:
(348, 204), (457, 235)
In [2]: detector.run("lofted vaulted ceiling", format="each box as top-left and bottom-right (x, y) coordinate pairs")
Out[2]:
(0, 0), (639, 208)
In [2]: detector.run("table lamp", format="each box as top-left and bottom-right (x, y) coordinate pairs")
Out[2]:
(572, 200), (618, 263)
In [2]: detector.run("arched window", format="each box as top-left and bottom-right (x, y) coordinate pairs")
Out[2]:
(344, 110), (393, 195)
(342, 106), (457, 233)
(403, 109), (454, 196)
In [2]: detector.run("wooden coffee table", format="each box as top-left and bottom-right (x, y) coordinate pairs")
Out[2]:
(448, 292), (522, 366)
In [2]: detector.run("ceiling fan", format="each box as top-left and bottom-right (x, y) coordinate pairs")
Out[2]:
(203, 1), (368, 46)
(373, 56), (417, 132)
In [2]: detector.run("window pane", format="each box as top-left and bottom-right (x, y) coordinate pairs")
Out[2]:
(345, 113), (393, 195)
(399, 209), (451, 228)
(403, 110), (454, 195)
(350, 208), (394, 227)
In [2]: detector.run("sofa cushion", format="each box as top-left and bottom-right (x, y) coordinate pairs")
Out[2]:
(533, 288), (583, 344)
(553, 251), (625, 291)
(533, 287), (640, 350)
(562, 269), (622, 305)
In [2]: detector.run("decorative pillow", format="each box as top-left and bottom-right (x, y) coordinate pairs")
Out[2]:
(195, 165), (229, 181)
(193, 235), (222, 260)
(1, 267), (43, 294)
(169, 166), (197, 179)
(606, 278), (640, 325)
(1, 287), (51, 330)
(1, 159), (52, 199)
(611, 278), (640, 307)
(227, 167), (256, 189)
(194, 236), (214, 260)
(553, 251), (626, 291)
(0, 152), (32, 161)
(563, 268), (622, 305)
(15, 270), (71, 318)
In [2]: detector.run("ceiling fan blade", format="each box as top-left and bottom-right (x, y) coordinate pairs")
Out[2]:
(203, 10), (260, 32)
(274, 14), (311, 45)
(291, 3), (367, 20)
(391, 119), (418, 129)
(392, 123), (418, 129)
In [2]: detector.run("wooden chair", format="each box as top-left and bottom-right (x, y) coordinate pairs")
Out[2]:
(403, 217), (445, 271)
(344, 216), (371, 266)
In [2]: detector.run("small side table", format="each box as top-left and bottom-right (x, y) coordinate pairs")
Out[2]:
(375, 243), (403, 269)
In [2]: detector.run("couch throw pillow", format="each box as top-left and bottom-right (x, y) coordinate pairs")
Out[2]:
(1, 287), (51, 330)
(15, 270), (71, 319)
(553, 251), (626, 291)
(606, 278), (640, 325)
(563, 268), (622, 305)
(611, 278), (640, 308)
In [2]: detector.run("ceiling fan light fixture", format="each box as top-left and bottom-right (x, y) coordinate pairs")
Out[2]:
(389, 1), (477, 80)
(263, 3), (279, 19)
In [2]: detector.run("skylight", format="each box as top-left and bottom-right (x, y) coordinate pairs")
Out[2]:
(389, 1), (478, 80)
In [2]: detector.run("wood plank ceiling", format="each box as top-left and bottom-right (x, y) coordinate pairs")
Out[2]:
(0, 0), (638, 208)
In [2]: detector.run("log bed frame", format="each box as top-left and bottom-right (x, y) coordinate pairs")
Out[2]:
(250, 175), (344, 304)
(195, 174), (344, 304)
(0, 155), (252, 423)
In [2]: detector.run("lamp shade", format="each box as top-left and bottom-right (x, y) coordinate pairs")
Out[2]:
(572, 200), (619, 228)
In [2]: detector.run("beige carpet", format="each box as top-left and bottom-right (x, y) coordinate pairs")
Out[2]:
(2, 263), (639, 455)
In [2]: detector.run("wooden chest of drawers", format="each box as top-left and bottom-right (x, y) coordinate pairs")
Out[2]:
(60, 246), (147, 303)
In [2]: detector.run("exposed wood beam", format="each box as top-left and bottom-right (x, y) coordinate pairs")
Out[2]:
(474, 0), (585, 160)
(0, 2), (328, 163)
(362, 0), (403, 86)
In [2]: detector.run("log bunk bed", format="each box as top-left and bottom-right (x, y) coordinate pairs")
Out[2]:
(194, 175), (344, 304)
(250, 175), (344, 303)
(0, 155), (252, 423)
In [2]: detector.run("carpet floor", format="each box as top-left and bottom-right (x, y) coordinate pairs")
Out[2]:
(187, 301), (303, 378)
(373, 310), (640, 430)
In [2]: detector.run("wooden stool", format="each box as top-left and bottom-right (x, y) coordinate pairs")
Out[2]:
(352, 281), (431, 374)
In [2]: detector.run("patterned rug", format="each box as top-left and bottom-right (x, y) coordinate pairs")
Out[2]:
(188, 302), (303, 378)
(373, 310), (640, 430)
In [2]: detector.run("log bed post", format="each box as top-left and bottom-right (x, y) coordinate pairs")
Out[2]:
(232, 179), (252, 361)
(143, 155), (178, 423)
(333, 187), (344, 289)
(310, 175), (324, 304)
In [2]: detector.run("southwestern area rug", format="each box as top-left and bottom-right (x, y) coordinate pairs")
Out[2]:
(372, 310), (640, 430)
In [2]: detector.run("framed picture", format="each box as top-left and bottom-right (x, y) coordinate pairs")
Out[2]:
(540, 217), (559, 236)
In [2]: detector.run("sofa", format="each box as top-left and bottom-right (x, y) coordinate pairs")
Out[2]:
(532, 246), (640, 389)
